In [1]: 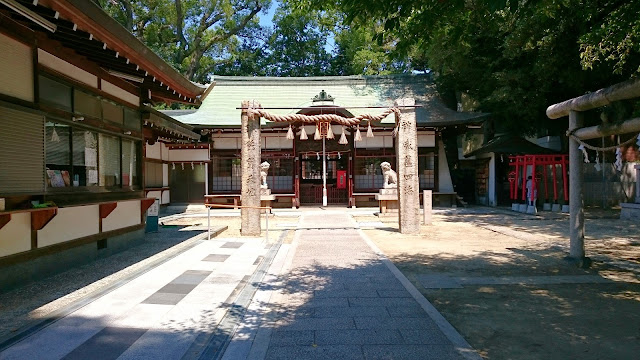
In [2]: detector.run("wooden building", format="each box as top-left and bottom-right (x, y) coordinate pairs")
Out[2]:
(167, 75), (487, 207)
(0, 0), (204, 289)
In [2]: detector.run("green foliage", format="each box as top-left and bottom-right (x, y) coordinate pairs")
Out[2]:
(293, 0), (640, 136)
(97, 0), (270, 82)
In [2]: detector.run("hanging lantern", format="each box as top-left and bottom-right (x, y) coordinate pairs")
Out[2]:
(314, 123), (321, 140)
(286, 124), (294, 140)
(354, 125), (362, 142)
(338, 126), (348, 145)
(366, 121), (374, 138)
(300, 126), (308, 140)
(326, 123), (334, 139)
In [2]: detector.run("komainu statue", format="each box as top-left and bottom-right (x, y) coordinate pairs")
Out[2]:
(260, 161), (270, 189)
(380, 161), (397, 189)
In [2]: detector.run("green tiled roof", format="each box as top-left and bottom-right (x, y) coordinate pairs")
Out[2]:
(172, 74), (487, 127)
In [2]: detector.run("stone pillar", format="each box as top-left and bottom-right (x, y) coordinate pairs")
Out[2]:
(395, 98), (420, 234)
(241, 100), (261, 236)
(568, 110), (586, 262)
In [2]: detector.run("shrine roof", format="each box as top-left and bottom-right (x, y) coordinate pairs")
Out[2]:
(171, 74), (488, 127)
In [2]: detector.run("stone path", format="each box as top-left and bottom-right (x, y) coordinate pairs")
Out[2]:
(0, 234), (271, 360)
(223, 211), (479, 360)
(0, 209), (480, 360)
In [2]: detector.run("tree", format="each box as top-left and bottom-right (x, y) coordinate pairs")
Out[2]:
(97, 0), (270, 82)
(293, 0), (640, 135)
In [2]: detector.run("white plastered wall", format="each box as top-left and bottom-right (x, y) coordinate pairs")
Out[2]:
(438, 140), (455, 192)
(37, 49), (97, 89)
(262, 134), (293, 149)
(417, 131), (436, 147)
(102, 200), (141, 232)
(37, 205), (100, 248)
(162, 191), (171, 204)
(355, 131), (394, 149)
(168, 148), (210, 162)
(146, 142), (162, 160)
(0, 213), (31, 257)
(101, 80), (139, 106)
(146, 191), (162, 204)
(212, 134), (239, 150)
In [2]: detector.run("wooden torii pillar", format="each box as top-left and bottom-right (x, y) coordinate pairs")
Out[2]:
(240, 100), (261, 236)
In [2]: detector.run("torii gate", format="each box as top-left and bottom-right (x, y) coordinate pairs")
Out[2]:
(239, 98), (421, 236)
(546, 78), (640, 267)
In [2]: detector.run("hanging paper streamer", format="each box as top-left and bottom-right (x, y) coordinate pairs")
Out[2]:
(172, 163), (175, 170)
(314, 123), (321, 140)
(391, 125), (399, 138)
(316, 152), (320, 160)
(578, 144), (589, 163)
(181, 163), (185, 170)
(51, 125), (60, 143)
(366, 121), (374, 138)
(636, 133), (640, 147)
(286, 124), (294, 140)
(615, 147), (623, 171)
(338, 152), (341, 159)
(300, 126), (308, 140)
(594, 152), (601, 172)
(326, 124), (334, 139)
(338, 126), (348, 145)
(353, 125), (362, 142)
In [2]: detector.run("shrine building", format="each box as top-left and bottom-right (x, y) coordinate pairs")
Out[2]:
(162, 75), (488, 208)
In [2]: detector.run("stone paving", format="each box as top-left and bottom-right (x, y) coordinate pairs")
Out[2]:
(0, 209), (480, 360)
(0, 235), (270, 360)
(222, 210), (479, 360)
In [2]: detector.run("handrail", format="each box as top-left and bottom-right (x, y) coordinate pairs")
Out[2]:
(205, 203), (273, 241)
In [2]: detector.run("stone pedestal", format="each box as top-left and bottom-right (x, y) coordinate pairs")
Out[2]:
(395, 98), (420, 234)
(375, 188), (398, 216)
(260, 188), (276, 213)
(241, 101), (261, 236)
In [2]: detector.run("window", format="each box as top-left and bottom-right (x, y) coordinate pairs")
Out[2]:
(263, 157), (294, 192)
(101, 100), (123, 124)
(122, 139), (139, 187)
(354, 156), (395, 190)
(73, 130), (98, 186)
(99, 134), (120, 187)
(124, 107), (141, 130)
(74, 90), (101, 119)
(45, 122), (71, 187)
(418, 152), (436, 189)
(39, 75), (72, 111)
(211, 156), (241, 191)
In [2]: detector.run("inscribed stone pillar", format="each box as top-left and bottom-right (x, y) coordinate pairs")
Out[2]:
(241, 100), (261, 236)
(395, 98), (420, 234)
(568, 110), (585, 260)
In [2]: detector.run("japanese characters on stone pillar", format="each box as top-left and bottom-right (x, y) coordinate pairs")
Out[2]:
(241, 100), (262, 236)
(395, 98), (420, 234)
